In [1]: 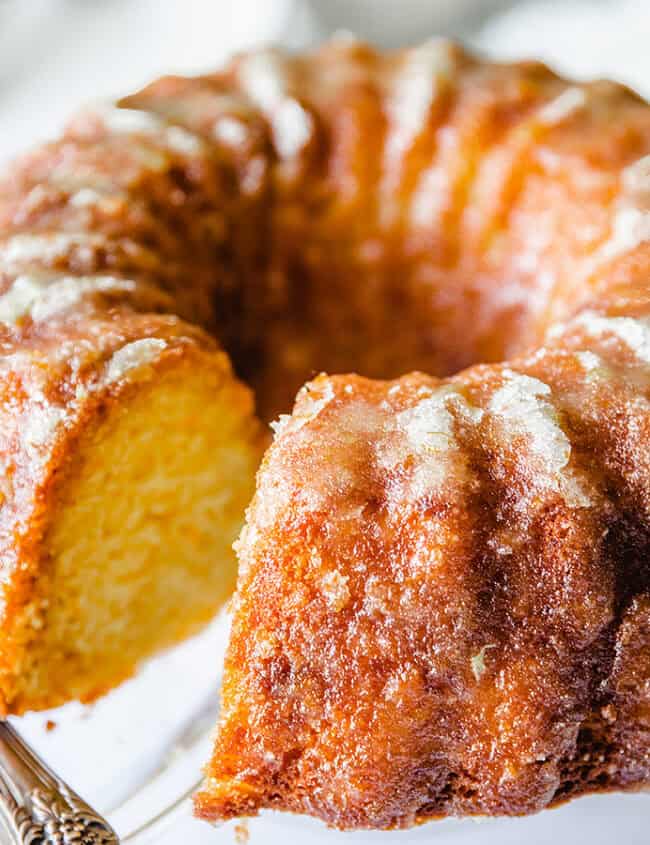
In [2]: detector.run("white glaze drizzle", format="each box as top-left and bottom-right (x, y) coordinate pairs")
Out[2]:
(570, 310), (650, 364)
(379, 385), (481, 498)
(0, 360), (71, 464)
(597, 205), (650, 264)
(272, 98), (313, 160)
(91, 104), (204, 155)
(488, 370), (591, 507)
(388, 39), (456, 155)
(574, 349), (606, 373)
(22, 404), (68, 462)
(237, 50), (290, 111)
(0, 274), (137, 325)
(622, 153), (650, 197)
(213, 116), (249, 147)
(584, 152), (650, 272)
(0, 276), (48, 324)
(34, 276), (136, 321)
(0, 233), (106, 272)
(270, 381), (335, 437)
(537, 86), (587, 126)
(104, 338), (168, 383)
(384, 39), (456, 227)
(69, 187), (109, 208)
(237, 49), (312, 161)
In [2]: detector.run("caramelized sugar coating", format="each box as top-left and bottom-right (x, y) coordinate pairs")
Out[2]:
(193, 41), (650, 828)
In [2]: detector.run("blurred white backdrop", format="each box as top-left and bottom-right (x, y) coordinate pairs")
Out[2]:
(0, 0), (501, 162)
(2, 0), (650, 164)
(0, 0), (300, 161)
(475, 0), (650, 97)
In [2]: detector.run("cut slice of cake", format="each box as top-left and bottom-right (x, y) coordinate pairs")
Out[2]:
(0, 309), (263, 714)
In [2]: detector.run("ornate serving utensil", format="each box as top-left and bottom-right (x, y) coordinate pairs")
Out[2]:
(0, 721), (118, 844)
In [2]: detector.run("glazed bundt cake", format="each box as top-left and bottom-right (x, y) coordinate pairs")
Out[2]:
(1, 34), (650, 824)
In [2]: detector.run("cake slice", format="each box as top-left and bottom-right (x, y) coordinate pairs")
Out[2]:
(0, 300), (262, 714)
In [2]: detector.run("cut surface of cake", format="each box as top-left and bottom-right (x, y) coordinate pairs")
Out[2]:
(0, 317), (262, 713)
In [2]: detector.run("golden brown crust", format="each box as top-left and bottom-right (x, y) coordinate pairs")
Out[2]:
(4, 40), (650, 417)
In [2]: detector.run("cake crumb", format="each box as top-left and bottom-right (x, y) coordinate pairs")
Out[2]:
(234, 820), (249, 843)
(45, 719), (57, 732)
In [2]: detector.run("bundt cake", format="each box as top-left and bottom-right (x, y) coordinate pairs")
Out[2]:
(1, 34), (650, 825)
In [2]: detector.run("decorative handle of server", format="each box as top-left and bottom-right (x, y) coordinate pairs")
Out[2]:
(0, 720), (119, 844)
